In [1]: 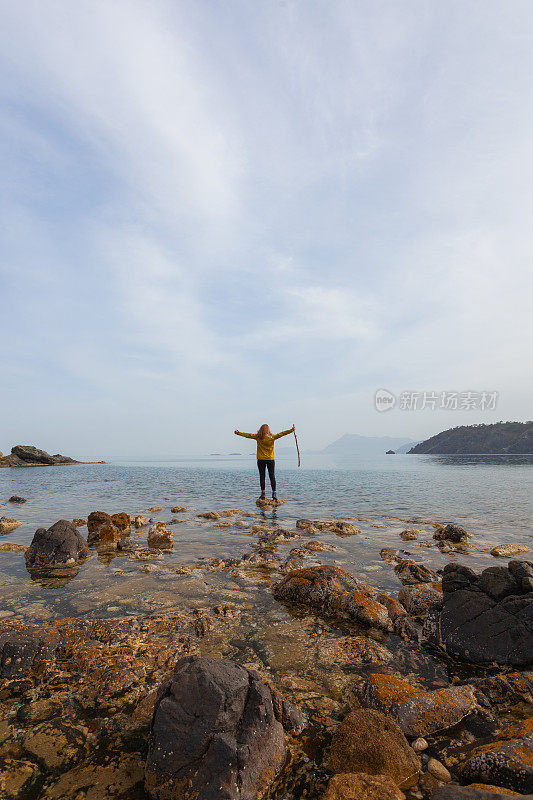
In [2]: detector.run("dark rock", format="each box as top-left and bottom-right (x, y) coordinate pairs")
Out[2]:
(424, 561), (533, 666)
(12, 445), (56, 464)
(145, 656), (289, 800)
(458, 717), (533, 793)
(394, 559), (439, 585)
(328, 709), (420, 789)
(0, 629), (59, 678)
(434, 523), (471, 543)
(25, 520), (89, 569)
(8, 495), (26, 503)
(273, 565), (392, 631)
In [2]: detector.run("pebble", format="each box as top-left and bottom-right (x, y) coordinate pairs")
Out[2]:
(427, 757), (451, 782)
(412, 737), (428, 753)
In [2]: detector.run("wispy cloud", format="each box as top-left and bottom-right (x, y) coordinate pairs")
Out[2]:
(0, 0), (532, 455)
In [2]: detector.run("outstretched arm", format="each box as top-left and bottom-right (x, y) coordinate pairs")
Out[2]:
(273, 426), (295, 440)
(234, 430), (257, 439)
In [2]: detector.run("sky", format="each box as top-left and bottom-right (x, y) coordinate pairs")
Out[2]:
(1, 0), (532, 458)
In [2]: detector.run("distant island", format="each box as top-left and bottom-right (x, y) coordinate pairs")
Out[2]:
(409, 422), (533, 454)
(0, 445), (104, 468)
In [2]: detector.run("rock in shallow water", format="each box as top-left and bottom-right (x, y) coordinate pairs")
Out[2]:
(145, 656), (294, 800)
(25, 520), (89, 569)
(273, 565), (392, 631)
(0, 517), (22, 535)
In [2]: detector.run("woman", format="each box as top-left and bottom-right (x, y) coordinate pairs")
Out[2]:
(234, 424), (295, 501)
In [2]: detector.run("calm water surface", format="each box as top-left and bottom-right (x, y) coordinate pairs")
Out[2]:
(1, 453), (531, 622)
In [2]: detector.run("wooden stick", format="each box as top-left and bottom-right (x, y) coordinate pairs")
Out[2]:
(293, 427), (300, 468)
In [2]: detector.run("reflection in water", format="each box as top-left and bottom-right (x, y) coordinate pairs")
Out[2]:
(26, 564), (81, 588)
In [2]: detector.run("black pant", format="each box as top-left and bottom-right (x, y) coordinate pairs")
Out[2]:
(257, 459), (276, 492)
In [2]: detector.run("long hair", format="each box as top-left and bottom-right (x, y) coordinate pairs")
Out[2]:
(257, 424), (271, 439)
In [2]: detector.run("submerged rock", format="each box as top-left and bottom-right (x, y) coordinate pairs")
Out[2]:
(71, 518), (86, 527)
(0, 517), (22, 535)
(399, 529), (420, 541)
(38, 754), (144, 799)
(273, 565), (392, 631)
(22, 719), (87, 772)
(25, 520), (89, 570)
(423, 561), (533, 666)
(8, 495), (26, 503)
(354, 673), (477, 738)
(134, 515), (149, 528)
(321, 772), (405, 799)
(145, 656), (291, 800)
(295, 519), (360, 536)
(328, 709), (420, 789)
(170, 506), (187, 513)
(491, 544), (531, 557)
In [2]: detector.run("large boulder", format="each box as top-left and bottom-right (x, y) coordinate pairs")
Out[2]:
(25, 520), (89, 569)
(328, 709), (420, 789)
(145, 656), (293, 800)
(422, 561), (533, 666)
(353, 673), (477, 738)
(273, 565), (392, 631)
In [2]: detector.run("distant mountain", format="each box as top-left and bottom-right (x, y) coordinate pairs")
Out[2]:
(409, 422), (533, 454)
(395, 441), (420, 454)
(322, 434), (414, 455)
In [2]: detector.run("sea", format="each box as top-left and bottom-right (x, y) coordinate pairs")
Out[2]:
(0, 453), (531, 623)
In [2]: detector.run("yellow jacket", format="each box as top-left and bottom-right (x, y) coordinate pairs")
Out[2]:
(235, 429), (293, 460)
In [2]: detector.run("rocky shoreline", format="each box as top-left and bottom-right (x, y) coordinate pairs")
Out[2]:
(0, 506), (531, 800)
(0, 445), (104, 469)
